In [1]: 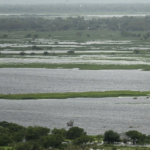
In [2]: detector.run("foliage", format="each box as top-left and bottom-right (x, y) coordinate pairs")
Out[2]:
(32, 45), (42, 50)
(0, 121), (26, 145)
(0, 91), (149, 100)
(25, 126), (50, 141)
(25, 34), (32, 38)
(67, 127), (86, 140)
(74, 135), (94, 150)
(2, 34), (8, 38)
(15, 142), (41, 150)
(51, 128), (67, 138)
(126, 130), (147, 144)
(19, 51), (26, 55)
(67, 50), (74, 55)
(96, 134), (103, 142)
(43, 51), (49, 55)
(0, 133), (12, 146)
(133, 50), (140, 54)
(40, 134), (64, 149)
(0, 63), (150, 71)
(0, 16), (150, 31)
(104, 130), (120, 144)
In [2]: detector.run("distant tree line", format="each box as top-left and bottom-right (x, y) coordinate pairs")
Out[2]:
(1, 4), (150, 14)
(0, 16), (150, 31)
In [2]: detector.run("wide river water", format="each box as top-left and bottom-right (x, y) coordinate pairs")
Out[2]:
(1, 68), (150, 134)
(0, 68), (150, 94)
(0, 97), (150, 135)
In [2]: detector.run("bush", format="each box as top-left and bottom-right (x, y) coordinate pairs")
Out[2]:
(25, 126), (50, 141)
(104, 130), (120, 144)
(25, 34), (31, 38)
(20, 51), (26, 55)
(30, 52), (35, 55)
(67, 50), (74, 55)
(133, 50), (140, 54)
(43, 51), (49, 55)
(32, 45), (42, 50)
(2, 34), (8, 38)
(67, 127), (86, 140)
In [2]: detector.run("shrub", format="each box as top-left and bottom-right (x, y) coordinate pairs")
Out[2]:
(67, 50), (74, 55)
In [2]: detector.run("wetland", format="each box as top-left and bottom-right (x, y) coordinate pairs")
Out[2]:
(0, 8), (150, 138)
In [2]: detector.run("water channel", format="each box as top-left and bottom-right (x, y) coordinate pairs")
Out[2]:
(0, 68), (150, 94)
(0, 97), (150, 135)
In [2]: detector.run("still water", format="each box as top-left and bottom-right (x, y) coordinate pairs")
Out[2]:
(0, 68), (150, 94)
(0, 97), (150, 135)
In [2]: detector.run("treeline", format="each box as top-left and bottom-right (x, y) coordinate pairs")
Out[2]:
(0, 16), (150, 31)
(1, 4), (150, 14)
(0, 121), (150, 150)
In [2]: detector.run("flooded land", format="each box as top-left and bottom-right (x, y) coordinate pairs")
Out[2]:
(0, 11), (150, 135)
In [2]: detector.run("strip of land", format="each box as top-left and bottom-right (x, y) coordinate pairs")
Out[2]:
(0, 91), (150, 100)
(0, 63), (150, 71)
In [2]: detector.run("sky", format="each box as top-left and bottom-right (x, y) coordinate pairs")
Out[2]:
(0, 0), (150, 4)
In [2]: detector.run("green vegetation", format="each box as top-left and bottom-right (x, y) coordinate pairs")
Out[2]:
(0, 91), (149, 100)
(0, 16), (150, 31)
(0, 63), (150, 70)
(104, 130), (120, 144)
(1, 121), (150, 150)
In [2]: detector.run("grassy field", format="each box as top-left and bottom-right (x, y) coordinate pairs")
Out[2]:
(0, 91), (150, 100)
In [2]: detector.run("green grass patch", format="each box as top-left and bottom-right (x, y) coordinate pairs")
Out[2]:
(0, 63), (150, 71)
(0, 91), (150, 100)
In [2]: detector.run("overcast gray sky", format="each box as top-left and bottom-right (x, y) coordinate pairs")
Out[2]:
(0, 0), (150, 4)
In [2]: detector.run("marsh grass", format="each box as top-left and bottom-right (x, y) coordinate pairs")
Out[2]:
(0, 63), (149, 70)
(0, 91), (150, 100)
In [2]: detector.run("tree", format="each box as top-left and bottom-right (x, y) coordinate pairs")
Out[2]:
(32, 45), (42, 50)
(87, 34), (90, 37)
(74, 135), (94, 150)
(0, 133), (12, 146)
(33, 34), (39, 38)
(126, 130), (146, 144)
(2, 34), (8, 38)
(20, 51), (26, 55)
(40, 134), (63, 149)
(133, 50), (140, 54)
(25, 126), (50, 141)
(43, 51), (49, 55)
(104, 130), (120, 144)
(67, 50), (74, 55)
(96, 134), (103, 142)
(15, 142), (41, 150)
(67, 127), (86, 140)
(25, 34), (31, 38)
(51, 128), (67, 138)
(0, 121), (26, 143)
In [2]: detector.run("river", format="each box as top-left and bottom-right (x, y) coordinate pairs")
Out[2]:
(0, 68), (150, 94)
(0, 97), (150, 135)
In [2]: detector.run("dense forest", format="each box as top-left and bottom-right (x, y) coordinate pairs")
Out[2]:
(0, 16), (150, 32)
(0, 4), (150, 14)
